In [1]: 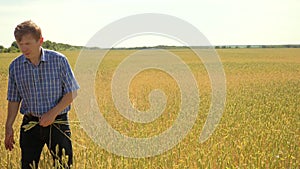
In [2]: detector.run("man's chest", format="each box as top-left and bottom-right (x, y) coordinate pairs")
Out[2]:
(14, 62), (61, 90)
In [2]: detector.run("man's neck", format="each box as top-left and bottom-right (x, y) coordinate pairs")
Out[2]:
(29, 48), (42, 66)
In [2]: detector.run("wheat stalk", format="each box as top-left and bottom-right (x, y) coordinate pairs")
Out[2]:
(22, 119), (80, 132)
(22, 121), (39, 132)
(22, 119), (86, 149)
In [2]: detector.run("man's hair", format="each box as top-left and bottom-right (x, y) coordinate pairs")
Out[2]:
(14, 20), (42, 42)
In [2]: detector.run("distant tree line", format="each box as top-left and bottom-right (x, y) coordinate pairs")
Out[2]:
(0, 40), (85, 53)
(1, 42), (300, 53)
(0, 41), (19, 53)
(42, 40), (84, 51)
(114, 44), (300, 50)
(215, 44), (300, 49)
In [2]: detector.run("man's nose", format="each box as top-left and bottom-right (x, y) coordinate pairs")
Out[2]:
(21, 46), (28, 52)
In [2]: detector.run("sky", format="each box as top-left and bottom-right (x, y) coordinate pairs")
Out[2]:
(0, 0), (299, 48)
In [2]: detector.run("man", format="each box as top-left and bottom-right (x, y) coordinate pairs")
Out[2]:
(4, 20), (79, 169)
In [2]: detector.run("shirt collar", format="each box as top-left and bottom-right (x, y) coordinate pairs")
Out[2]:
(40, 48), (47, 62)
(22, 47), (47, 63)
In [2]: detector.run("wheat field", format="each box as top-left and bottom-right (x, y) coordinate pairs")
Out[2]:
(0, 48), (299, 168)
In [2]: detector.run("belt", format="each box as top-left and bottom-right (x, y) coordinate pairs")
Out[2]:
(24, 113), (68, 122)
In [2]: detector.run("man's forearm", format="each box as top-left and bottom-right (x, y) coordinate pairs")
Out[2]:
(5, 101), (20, 129)
(39, 91), (78, 127)
(50, 91), (78, 116)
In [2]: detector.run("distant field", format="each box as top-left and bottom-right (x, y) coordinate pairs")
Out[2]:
(0, 48), (299, 168)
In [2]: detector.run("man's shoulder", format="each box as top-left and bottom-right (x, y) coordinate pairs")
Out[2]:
(43, 49), (69, 64)
(44, 49), (66, 58)
(10, 54), (24, 66)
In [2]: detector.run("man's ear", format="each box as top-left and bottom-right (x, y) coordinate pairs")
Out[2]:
(39, 37), (44, 45)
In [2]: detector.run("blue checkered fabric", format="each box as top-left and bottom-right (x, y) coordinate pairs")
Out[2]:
(7, 48), (80, 117)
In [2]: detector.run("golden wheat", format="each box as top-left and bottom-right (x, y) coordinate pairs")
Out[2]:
(0, 48), (299, 168)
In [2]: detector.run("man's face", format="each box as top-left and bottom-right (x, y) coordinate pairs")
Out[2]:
(17, 34), (43, 59)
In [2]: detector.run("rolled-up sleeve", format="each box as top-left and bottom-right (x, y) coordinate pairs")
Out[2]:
(7, 64), (21, 102)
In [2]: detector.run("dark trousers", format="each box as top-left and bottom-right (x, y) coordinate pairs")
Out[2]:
(20, 113), (73, 169)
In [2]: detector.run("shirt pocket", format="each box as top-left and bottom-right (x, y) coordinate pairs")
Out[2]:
(17, 70), (33, 94)
(43, 75), (62, 102)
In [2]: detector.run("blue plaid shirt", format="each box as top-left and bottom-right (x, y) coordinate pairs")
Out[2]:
(7, 48), (80, 117)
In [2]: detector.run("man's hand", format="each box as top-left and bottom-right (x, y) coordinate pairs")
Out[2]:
(39, 91), (77, 127)
(39, 111), (57, 127)
(5, 126), (15, 151)
(5, 101), (20, 151)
